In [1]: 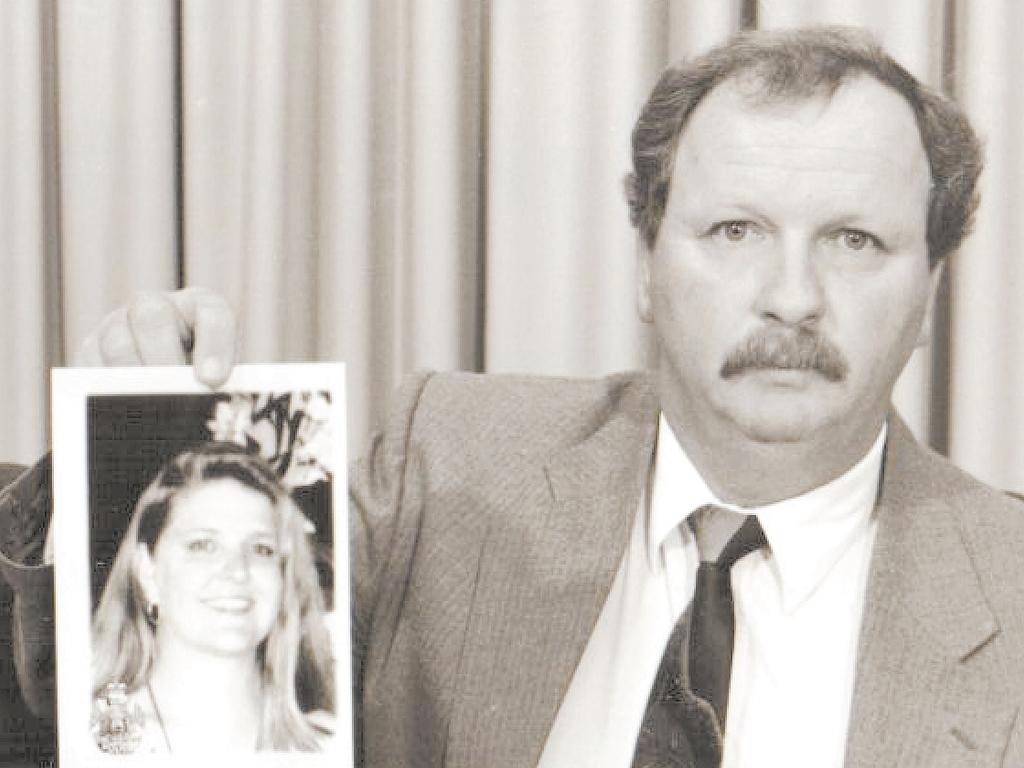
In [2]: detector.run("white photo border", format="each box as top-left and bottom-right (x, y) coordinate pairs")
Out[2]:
(51, 363), (351, 768)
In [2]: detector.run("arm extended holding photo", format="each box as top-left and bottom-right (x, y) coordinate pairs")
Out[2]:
(0, 288), (237, 728)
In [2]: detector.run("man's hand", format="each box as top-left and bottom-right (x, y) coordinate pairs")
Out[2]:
(76, 287), (237, 388)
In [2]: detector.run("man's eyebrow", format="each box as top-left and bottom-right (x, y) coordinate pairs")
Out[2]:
(702, 203), (769, 220)
(815, 212), (908, 232)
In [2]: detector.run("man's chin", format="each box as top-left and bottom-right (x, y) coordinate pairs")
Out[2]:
(719, 398), (834, 445)
(739, 420), (819, 444)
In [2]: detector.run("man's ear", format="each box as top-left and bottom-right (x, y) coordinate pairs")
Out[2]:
(637, 243), (654, 324)
(917, 260), (946, 346)
(134, 543), (159, 607)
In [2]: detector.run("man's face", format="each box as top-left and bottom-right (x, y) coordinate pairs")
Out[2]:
(639, 75), (939, 447)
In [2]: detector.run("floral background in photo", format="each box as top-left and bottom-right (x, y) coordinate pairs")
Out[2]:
(206, 391), (334, 491)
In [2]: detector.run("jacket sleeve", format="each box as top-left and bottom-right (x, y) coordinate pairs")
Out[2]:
(347, 370), (434, 765)
(0, 455), (56, 762)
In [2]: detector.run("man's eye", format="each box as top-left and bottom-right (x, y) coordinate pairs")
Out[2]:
(835, 228), (882, 252)
(710, 220), (757, 243)
(186, 539), (216, 554)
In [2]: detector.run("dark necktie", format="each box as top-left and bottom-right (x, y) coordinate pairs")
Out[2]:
(632, 507), (768, 768)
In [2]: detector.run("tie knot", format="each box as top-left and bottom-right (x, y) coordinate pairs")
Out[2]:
(690, 505), (768, 567)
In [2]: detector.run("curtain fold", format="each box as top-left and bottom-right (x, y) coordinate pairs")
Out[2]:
(0, 0), (59, 463)
(950, 0), (1024, 491)
(667, 1), (744, 58)
(182, 0), (320, 362)
(485, 0), (665, 378)
(57, 0), (179, 347)
(2, 1), (1022, 490)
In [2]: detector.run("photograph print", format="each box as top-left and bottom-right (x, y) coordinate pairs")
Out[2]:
(51, 364), (350, 767)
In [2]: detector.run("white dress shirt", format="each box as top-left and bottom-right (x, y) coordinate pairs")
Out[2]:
(537, 414), (886, 768)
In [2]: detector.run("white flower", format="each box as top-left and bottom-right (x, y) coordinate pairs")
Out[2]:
(206, 391), (333, 490)
(206, 396), (255, 448)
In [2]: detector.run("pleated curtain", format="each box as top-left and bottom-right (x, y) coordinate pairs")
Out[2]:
(1, 0), (1022, 494)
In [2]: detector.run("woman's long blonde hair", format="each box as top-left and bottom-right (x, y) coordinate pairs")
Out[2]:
(91, 443), (335, 750)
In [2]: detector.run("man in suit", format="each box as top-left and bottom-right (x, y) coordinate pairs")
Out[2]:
(4, 24), (1024, 768)
(347, 26), (1024, 768)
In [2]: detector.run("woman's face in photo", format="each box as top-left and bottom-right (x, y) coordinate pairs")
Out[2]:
(138, 478), (285, 658)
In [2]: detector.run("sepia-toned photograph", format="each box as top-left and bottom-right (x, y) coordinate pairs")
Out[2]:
(3, 3), (1024, 768)
(50, 365), (349, 767)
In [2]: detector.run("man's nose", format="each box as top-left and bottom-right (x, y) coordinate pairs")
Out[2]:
(753, 236), (825, 326)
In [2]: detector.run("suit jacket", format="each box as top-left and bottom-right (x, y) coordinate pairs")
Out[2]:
(0, 459), (56, 766)
(352, 370), (1024, 768)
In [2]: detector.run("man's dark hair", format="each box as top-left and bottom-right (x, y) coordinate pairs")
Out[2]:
(625, 26), (983, 266)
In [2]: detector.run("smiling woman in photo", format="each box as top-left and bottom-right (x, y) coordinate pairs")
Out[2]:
(90, 443), (334, 754)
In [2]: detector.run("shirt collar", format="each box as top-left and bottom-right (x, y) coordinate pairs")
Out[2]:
(648, 413), (887, 612)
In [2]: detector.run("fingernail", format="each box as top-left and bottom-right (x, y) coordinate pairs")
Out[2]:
(200, 358), (224, 384)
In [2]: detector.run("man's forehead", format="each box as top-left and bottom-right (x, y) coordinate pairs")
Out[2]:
(676, 74), (930, 181)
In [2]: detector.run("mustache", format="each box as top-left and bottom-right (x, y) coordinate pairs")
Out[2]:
(720, 329), (849, 382)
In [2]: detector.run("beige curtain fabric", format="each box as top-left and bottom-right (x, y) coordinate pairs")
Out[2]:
(59, 0), (181, 336)
(951, 0), (1024, 491)
(1, 0), (1021, 492)
(0, 1), (60, 466)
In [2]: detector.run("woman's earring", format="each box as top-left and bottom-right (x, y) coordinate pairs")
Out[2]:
(146, 602), (159, 625)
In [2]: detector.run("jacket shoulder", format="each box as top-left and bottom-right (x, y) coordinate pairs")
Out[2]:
(408, 369), (654, 458)
(949, 470), (1024, 581)
(914, 448), (1024, 625)
(911, 441), (1024, 536)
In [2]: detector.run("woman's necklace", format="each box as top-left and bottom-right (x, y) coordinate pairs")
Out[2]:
(145, 682), (174, 753)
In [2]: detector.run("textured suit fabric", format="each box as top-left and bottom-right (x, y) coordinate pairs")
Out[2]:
(0, 459), (56, 766)
(352, 370), (1024, 768)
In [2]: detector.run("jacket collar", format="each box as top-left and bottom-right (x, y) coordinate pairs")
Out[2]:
(444, 372), (658, 768)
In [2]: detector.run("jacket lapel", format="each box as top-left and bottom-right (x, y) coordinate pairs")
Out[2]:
(444, 376), (658, 768)
(844, 416), (1013, 768)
